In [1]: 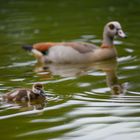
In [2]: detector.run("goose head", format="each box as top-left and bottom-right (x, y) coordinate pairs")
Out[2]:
(32, 83), (44, 95)
(104, 21), (127, 39)
(102, 21), (127, 47)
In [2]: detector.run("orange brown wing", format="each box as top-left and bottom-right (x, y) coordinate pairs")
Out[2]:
(33, 42), (57, 52)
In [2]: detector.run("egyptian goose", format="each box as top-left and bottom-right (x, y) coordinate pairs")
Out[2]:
(22, 21), (126, 64)
(3, 83), (46, 102)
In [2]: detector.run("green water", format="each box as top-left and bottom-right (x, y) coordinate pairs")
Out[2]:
(0, 0), (140, 140)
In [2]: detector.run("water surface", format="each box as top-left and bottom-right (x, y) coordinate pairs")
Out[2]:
(0, 0), (140, 140)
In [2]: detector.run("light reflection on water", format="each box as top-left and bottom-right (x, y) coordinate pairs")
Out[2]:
(0, 46), (140, 140)
(11, 94), (140, 140)
(0, 55), (140, 140)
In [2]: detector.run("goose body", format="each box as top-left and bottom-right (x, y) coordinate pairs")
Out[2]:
(3, 83), (46, 102)
(23, 21), (126, 64)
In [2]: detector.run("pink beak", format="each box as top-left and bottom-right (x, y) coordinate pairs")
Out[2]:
(117, 29), (127, 38)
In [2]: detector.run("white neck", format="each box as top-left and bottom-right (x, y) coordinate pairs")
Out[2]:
(102, 33), (114, 47)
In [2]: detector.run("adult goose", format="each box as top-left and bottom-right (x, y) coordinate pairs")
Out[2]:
(22, 21), (126, 64)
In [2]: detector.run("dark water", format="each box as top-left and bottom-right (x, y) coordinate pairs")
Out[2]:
(0, 0), (140, 140)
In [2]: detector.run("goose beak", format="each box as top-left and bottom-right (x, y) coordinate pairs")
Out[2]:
(117, 29), (127, 38)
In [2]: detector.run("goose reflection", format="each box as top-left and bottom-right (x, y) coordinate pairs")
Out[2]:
(34, 59), (126, 95)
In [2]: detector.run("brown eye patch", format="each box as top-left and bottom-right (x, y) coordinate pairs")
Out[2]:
(109, 24), (115, 30)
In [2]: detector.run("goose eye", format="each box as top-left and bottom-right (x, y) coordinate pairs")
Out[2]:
(109, 24), (115, 30)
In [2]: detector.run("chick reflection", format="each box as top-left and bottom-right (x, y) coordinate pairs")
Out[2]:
(34, 59), (126, 95)
(2, 99), (46, 111)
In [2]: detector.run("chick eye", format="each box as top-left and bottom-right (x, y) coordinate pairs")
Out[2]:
(109, 24), (115, 30)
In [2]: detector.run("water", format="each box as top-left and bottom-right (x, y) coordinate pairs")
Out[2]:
(0, 0), (140, 140)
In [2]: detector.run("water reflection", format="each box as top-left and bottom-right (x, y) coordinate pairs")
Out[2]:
(1, 98), (47, 112)
(34, 59), (126, 95)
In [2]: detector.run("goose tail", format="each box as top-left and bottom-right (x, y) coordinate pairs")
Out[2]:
(22, 45), (33, 52)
